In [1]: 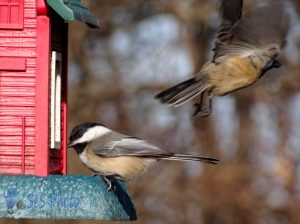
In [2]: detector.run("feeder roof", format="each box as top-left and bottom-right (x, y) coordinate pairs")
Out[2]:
(47, 0), (100, 28)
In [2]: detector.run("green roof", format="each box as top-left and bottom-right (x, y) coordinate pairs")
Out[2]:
(47, 0), (100, 28)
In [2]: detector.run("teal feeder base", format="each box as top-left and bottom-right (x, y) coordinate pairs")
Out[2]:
(0, 175), (136, 221)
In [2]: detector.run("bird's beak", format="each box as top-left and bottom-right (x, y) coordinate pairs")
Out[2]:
(67, 142), (75, 148)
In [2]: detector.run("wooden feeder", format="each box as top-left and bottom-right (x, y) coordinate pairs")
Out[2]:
(0, 0), (99, 175)
(0, 0), (136, 220)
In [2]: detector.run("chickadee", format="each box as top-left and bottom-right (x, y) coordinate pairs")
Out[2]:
(155, 0), (289, 117)
(67, 122), (219, 189)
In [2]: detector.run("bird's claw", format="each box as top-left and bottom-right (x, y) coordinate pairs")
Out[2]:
(103, 176), (113, 191)
(103, 176), (117, 191)
(193, 103), (210, 117)
(92, 173), (115, 191)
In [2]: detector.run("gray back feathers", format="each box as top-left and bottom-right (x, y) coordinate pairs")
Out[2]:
(89, 133), (172, 158)
(88, 131), (219, 164)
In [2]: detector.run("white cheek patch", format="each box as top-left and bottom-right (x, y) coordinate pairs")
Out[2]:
(73, 126), (111, 144)
(91, 126), (111, 138)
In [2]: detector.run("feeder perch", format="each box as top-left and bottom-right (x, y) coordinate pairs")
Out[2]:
(0, 175), (136, 220)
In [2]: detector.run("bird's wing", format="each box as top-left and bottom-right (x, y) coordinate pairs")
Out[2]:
(214, 0), (243, 46)
(89, 137), (172, 158)
(213, 1), (289, 63)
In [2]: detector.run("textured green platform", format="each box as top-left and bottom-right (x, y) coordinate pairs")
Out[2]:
(0, 175), (136, 220)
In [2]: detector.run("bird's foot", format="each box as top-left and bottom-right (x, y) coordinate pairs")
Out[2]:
(92, 173), (116, 191)
(193, 103), (211, 117)
(103, 176), (117, 191)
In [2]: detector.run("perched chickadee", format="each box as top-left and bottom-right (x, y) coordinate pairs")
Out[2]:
(155, 0), (290, 117)
(67, 122), (219, 189)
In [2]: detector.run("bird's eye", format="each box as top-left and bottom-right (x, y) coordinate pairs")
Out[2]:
(272, 60), (281, 68)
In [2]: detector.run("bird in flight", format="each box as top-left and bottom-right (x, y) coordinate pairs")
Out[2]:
(155, 0), (289, 117)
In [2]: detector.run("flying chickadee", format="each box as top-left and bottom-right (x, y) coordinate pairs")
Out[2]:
(67, 122), (219, 190)
(155, 0), (290, 117)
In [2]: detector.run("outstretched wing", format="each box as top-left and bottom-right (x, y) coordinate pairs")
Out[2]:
(214, 0), (243, 46)
(213, 1), (289, 63)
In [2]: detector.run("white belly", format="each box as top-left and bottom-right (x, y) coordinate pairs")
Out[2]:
(79, 149), (157, 180)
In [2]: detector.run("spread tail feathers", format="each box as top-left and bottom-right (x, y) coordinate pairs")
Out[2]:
(155, 77), (209, 107)
(162, 154), (219, 165)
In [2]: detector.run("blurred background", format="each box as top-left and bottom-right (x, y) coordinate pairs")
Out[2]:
(2, 0), (300, 223)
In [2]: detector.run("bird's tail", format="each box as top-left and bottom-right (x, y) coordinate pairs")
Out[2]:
(155, 76), (209, 107)
(161, 154), (219, 165)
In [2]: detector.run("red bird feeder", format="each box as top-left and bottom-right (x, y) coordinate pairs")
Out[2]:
(0, 0), (99, 176)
